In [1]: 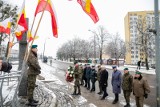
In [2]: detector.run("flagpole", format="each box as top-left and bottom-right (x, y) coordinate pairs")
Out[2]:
(25, 0), (49, 61)
(24, 17), (36, 60)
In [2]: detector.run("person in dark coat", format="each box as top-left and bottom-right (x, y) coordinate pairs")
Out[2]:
(27, 45), (41, 106)
(99, 67), (108, 100)
(0, 60), (12, 73)
(111, 66), (122, 104)
(85, 64), (92, 90)
(122, 68), (133, 107)
(133, 71), (150, 107)
(97, 65), (102, 95)
(82, 64), (87, 87)
(90, 65), (97, 92)
(137, 60), (141, 70)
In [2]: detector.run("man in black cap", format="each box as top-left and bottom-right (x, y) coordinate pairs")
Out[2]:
(27, 45), (41, 106)
(122, 68), (133, 107)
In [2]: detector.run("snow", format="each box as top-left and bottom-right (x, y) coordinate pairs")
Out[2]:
(0, 60), (155, 106)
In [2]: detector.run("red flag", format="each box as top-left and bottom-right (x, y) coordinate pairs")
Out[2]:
(35, 0), (58, 38)
(0, 17), (11, 34)
(77, 0), (99, 23)
(15, 0), (28, 41)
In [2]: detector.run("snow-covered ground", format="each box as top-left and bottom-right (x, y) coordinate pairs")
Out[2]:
(0, 61), (96, 107)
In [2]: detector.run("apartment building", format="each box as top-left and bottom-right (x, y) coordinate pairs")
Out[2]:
(124, 11), (160, 65)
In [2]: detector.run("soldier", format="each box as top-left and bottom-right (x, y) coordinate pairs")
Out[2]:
(122, 68), (133, 107)
(133, 71), (150, 107)
(78, 64), (84, 85)
(72, 61), (81, 95)
(27, 45), (41, 106)
(111, 66), (122, 104)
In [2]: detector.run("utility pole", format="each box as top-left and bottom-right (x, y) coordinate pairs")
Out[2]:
(154, 0), (160, 106)
(93, 34), (96, 60)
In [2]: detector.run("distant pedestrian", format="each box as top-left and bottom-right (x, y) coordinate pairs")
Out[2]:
(111, 66), (122, 104)
(99, 67), (108, 100)
(97, 65), (102, 95)
(133, 71), (150, 107)
(85, 64), (92, 90)
(122, 68), (133, 107)
(90, 65), (97, 92)
(72, 61), (81, 95)
(27, 45), (41, 106)
(137, 60), (141, 70)
(50, 59), (52, 65)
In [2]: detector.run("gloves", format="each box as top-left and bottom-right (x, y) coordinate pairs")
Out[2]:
(144, 94), (148, 99)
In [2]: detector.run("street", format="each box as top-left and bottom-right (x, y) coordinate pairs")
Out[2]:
(47, 59), (156, 107)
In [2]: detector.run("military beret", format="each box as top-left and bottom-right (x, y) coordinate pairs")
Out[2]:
(135, 71), (142, 75)
(124, 68), (129, 70)
(31, 45), (38, 49)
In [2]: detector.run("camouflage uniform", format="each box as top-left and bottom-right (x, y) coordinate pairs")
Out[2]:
(27, 51), (41, 100)
(78, 65), (84, 85)
(122, 73), (133, 106)
(73, 64), (81, 95)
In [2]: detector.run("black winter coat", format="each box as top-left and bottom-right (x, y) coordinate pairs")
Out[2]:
(100, 69), (108, 87)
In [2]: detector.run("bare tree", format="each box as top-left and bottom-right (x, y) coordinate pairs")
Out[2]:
(130, 16), (155, 70)
(89, 26), (109, 64)
(56, 37), (93, 62)
(0, 0), (18, 45)
(105, 33), (126, 66)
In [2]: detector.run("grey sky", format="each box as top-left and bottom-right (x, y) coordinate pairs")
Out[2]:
(4, 0), (159, 58)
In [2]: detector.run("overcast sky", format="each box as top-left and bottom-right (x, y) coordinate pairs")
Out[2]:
(4, 0), (159, 58)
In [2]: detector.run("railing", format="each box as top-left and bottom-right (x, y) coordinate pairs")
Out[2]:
(0, 71), (21, 107)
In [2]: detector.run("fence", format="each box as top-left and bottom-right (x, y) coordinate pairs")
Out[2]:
(0, 71), (21, 107)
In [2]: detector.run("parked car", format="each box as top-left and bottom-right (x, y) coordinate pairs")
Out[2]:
(43, 56), (48, 63)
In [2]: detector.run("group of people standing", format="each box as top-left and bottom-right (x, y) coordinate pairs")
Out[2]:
(71, 62), (150, 107)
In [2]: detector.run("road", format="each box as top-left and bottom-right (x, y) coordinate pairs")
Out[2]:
(47, 59), (156, 107)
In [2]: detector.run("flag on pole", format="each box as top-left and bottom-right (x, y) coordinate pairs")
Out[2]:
(85, 0), (91, 13)
(35, 0), (58, 38)
(15, 0), (28, 40)
(0, 17), (11, 34)
(27, 30), (39, 42)
(77, 0), (99, 23)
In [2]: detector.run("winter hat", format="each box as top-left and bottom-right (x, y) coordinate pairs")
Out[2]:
(135, 70), (142, 75)
(31, 45), (38, 49)
(124, 68), (129, 70)
(112, 65), (117, 69)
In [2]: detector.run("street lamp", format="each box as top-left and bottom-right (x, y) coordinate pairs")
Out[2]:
(43, 37), (50, 60)
(153, 0), (160, 106)
(88, 29), (96, 61)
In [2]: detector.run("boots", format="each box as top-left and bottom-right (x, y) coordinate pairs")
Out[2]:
(112, 94), (119, 104)
(124, 103), (130, 107)
(77, 86), (81, 95)
(27, 99), (38, 106)
(72, 87), (77, 95)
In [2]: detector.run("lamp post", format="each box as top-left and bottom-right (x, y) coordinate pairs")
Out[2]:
(43, 37), (50, 59)
(154, 0), (160, 106)
(88, 30), (96, 61)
